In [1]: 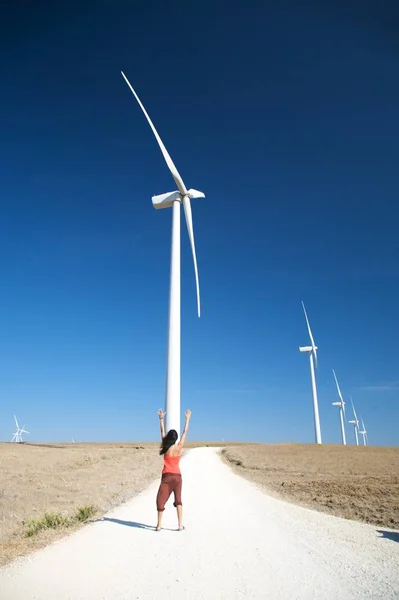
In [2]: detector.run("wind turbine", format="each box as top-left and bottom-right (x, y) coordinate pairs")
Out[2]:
(121, 71), (204, 437)
(359, 417), (368, 446)
(348, 397), (359, 445)
(11, 415), (29, 443)
(332, 370), (346, 445)
(299, 302), (322, 444)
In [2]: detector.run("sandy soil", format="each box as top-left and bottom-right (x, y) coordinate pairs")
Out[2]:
(0, 448), (398, 600)
(222, 443), (399, 528)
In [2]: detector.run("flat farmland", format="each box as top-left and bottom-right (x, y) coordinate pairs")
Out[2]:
(222, 443), (399, 528)
(0, 442), (163, 566)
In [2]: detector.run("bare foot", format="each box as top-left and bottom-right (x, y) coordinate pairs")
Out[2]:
(178, 526), (185, 531)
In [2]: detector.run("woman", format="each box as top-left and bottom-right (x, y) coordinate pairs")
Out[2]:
(155, 408), (191, 531)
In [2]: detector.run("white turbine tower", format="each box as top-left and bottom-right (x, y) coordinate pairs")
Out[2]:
(332, 370), (346, 445)
(11, 415), (29, 443)
(121, 71), (203, 437)
(348, 397), (360, 445)
(359, 417), (368, 446)
(299, 302), (322, 444)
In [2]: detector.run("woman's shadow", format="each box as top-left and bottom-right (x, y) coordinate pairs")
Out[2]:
(95, 517), (175, 531)
(376, 529), (399, 543)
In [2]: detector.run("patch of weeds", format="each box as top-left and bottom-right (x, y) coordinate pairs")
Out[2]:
(25, 505), (97, 537)
(25, 512), (70, 537)
(75, 505), (97, 522)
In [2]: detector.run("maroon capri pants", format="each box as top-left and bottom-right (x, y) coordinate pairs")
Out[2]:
(156, 473), (182, 511)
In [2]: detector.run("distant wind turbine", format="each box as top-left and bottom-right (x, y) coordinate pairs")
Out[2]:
(299, 302), (322, 444)
(359, 417), (368, 446)
(348, 397), (360, 446)
(332, 370), (347, 445)
(121, 71), (204, 437)
(11, 415), (29, 443)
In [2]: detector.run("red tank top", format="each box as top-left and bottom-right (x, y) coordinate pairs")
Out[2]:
(162, 454), (181, 475)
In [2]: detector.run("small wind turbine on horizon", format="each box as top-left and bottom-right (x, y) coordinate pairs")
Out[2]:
(359, 417), (368, 446)
(299, 302), (322, 444)
(348, 397), (360, 446)
(11, 415), (29, 443)
(121, 71), (204, 437)
(332, 370), (347, 445)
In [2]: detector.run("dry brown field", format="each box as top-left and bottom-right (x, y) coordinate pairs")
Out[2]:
(0, 442), (162, 566)
(1, 441), (398, 567)
(222, 444), (399, 529)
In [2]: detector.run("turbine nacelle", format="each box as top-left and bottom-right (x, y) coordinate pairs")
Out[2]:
(152, 189), (205, 210)
(299, 345), (317, 353)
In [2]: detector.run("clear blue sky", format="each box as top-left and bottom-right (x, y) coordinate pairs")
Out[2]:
(1, 1), (398, 445)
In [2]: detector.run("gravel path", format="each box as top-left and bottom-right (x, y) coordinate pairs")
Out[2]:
(1, 447), (398, 600)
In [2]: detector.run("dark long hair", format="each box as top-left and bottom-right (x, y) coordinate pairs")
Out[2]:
(160, 429), (178, 455)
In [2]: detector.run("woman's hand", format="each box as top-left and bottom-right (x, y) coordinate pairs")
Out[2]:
(185, 409), (192, 420)
(157, 409), (166, 420)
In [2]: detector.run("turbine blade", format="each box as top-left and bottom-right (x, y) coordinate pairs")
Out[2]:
(332, 369), (344, 403)
(14, 415), (19, 428)
(302, 302), (318, 367)
(182, 196), (200, 317)
(350, 397), (359, 423)
(121, 71), (187, 196)
(302, 302), (316, 347)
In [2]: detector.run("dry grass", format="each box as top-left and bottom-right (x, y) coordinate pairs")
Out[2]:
(0, 442), (163, 566)
(222, 444), (399, 529)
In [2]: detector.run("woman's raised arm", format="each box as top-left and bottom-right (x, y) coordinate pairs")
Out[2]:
(157, 409), (166, 440)
(179, 409), (192, 446)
